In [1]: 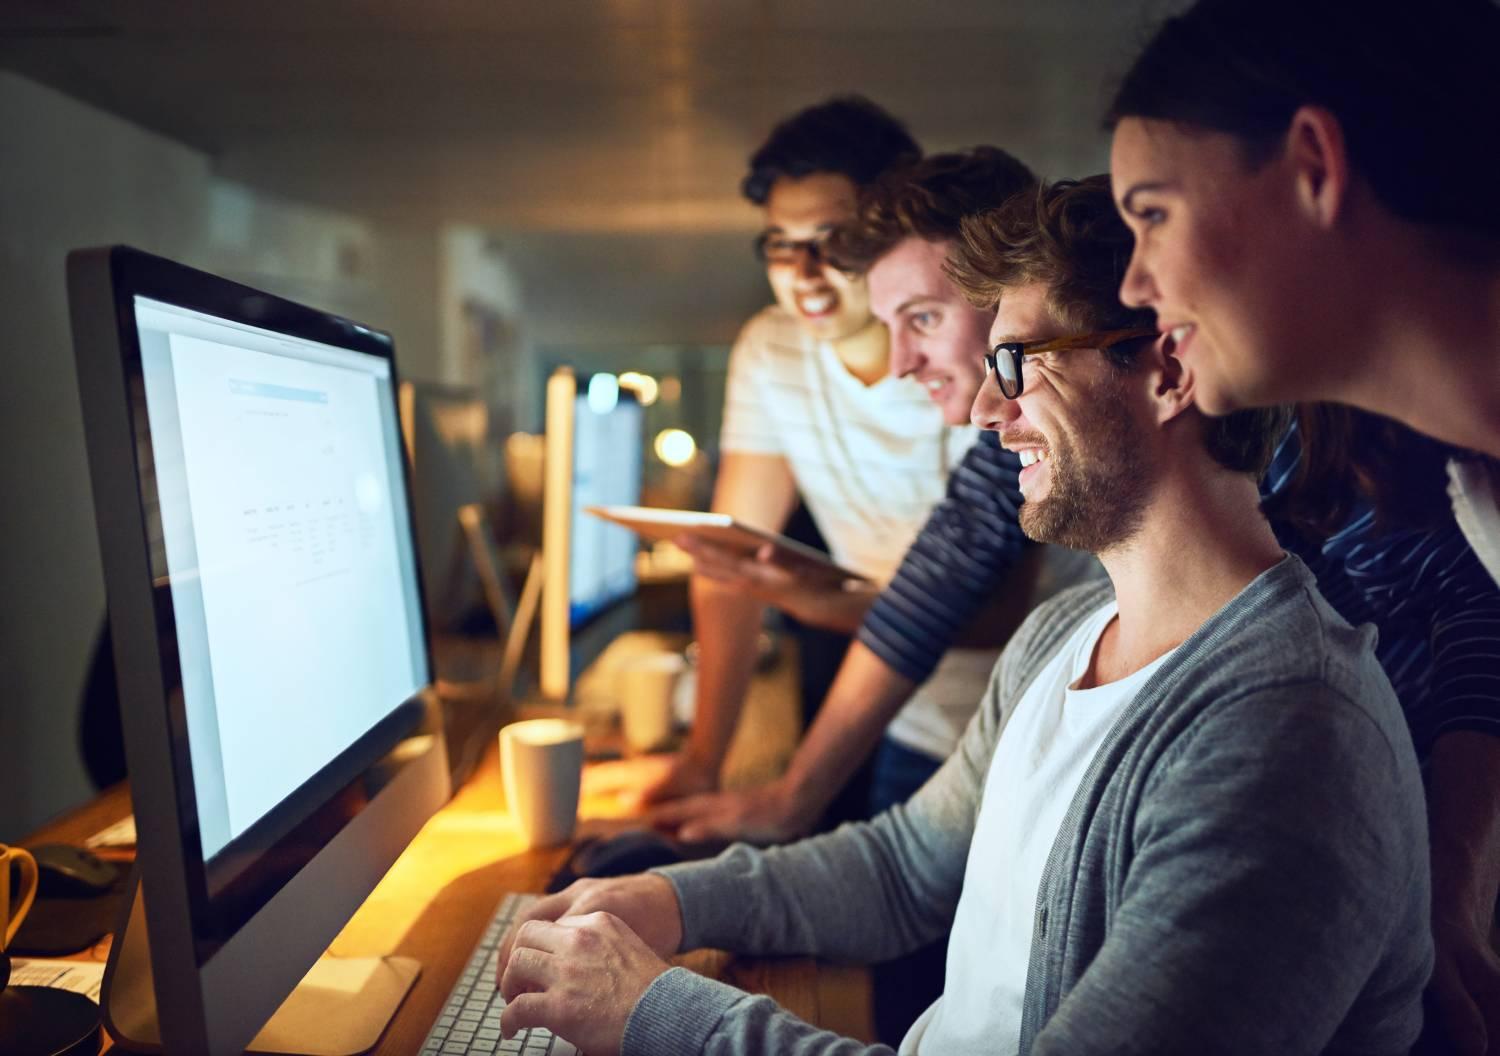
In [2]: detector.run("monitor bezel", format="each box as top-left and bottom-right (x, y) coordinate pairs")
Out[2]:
(89, 246), (437, 963)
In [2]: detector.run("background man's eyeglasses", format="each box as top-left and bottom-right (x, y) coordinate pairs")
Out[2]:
(983, 327), (1159, 399)
(754, 230), (838, 266)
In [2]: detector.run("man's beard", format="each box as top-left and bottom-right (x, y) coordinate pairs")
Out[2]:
(1018, 393), (1150, 554)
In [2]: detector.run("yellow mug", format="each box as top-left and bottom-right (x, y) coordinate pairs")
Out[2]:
(0, 843), (39, 954)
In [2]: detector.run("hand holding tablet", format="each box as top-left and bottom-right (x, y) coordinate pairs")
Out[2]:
(585, 505), (870, 585)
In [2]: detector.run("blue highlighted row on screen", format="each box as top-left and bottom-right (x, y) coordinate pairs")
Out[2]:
(229, 379), (329, 403)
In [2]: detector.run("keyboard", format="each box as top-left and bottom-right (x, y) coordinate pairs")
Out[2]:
(418, 893), (579, 1056)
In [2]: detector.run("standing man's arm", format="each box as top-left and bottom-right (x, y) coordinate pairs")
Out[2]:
(651, 642), (914, 841)
(644, 449), (799, 803)
(1411, 531), (1500, 1053)
(1427, 732), (1500, 1055)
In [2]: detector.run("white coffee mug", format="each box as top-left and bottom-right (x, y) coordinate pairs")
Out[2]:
(618, 652), (685, 753)
(500, 719), (585, 849)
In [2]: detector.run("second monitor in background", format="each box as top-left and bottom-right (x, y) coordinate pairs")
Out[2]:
(400, 381), (519, 786)
(398, 380), (504, 636)
(539, 367), (644, 701)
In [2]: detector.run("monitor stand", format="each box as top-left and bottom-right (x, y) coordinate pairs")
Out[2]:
(102, 870), (420, 1055)
(0, 952), (100, 1056)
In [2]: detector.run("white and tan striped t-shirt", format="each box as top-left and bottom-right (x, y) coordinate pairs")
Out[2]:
(721, 305), (973, 581)
(720, 305), (991, 759)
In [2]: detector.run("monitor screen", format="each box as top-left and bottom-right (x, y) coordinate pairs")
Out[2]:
(73, 248), (450, 1054)
(568, 381), (643, 626)
(132, 295), (427, 879)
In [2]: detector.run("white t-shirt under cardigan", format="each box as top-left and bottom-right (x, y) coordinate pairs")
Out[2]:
(902, 601), (1176, 1054)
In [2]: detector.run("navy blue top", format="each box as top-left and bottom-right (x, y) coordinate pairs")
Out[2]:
(856, 422), (1500, 760)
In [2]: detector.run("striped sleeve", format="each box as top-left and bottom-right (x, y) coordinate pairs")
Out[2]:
(1401, 524), (1500, 749)
(856, 431), (1030, 683)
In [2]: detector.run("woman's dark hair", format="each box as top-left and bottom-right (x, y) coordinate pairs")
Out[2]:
(741, 96), (921, 205)
(1264, 404), (1460, 538)
(1106, 0), (1500, 243)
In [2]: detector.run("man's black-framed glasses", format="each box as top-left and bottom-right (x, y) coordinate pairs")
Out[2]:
(983, 327), (1159, 399)
(754, 228), (838, 266)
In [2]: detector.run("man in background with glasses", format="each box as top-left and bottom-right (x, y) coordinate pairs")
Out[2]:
(643, 97), (973, 821)
(496, 176), (1430, 1056)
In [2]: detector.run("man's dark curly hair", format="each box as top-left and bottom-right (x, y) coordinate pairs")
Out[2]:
(741, 96), (920, 205)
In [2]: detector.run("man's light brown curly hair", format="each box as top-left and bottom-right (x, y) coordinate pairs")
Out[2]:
(828, 147), (1036, 272)
(947, 175), (1149, 333)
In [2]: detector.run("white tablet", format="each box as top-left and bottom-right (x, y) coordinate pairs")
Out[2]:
(585, 505), (870, 582)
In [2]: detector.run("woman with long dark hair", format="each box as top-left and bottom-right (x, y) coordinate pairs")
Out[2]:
(1107, 2), (1500, 1049)
(1106, 0), (1500, 586)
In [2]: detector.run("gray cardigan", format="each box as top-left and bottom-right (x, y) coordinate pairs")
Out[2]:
(626, 556), (1433, 1055)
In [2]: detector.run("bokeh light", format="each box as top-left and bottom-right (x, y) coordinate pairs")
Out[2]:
(653, 428), (697, 467)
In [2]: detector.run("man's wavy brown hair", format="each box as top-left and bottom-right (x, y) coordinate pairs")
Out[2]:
(948, 175), (1147, 333)
(950, 175), (1288, 478)
(828, 147), (1035, 272)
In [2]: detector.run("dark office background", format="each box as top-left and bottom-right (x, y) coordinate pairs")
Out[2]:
(0, 0), (1182, 837)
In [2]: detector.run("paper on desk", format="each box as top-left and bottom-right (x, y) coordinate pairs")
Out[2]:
(85, 813), (137, 848)
(8, 958), (107, 1002)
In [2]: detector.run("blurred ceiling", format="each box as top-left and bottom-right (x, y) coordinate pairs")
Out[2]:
(0, 0), (1184, 345)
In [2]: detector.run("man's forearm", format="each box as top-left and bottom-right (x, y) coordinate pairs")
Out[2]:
(776, 641), (918, 829)
(1428, 730), (1500, 931)
(627, 969), (895, 1056)
(776, 579), (879, 636)
(686, 575), (768, 774)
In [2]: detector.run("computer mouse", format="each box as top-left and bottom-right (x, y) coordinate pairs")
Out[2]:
(32, 843), (120, 898)
(572, 830), (688, 879)
(569, 829), (725, 880)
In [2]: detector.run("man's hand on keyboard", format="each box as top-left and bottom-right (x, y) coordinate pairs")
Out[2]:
(496, 874), (683, 983)
(648, 779), (812, 845)
(499, 910), (670, 1056)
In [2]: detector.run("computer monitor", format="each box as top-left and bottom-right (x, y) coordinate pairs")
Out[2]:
(398, 380), (502, 636)
(398, 380), (518, 786)
(538, 367), (643, 700)
(67, 246), (451, 1054)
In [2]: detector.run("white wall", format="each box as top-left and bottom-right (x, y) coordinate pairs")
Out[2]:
(0, 72), (529, 837)
(440, 227), (539, 433)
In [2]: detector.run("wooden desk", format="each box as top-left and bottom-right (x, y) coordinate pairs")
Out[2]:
(22, 632), (874, 1053)
(343, 743), (873, 1054)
